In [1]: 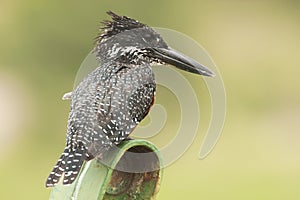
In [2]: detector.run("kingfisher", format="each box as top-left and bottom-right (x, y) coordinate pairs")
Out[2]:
(46, 11), (214, 187)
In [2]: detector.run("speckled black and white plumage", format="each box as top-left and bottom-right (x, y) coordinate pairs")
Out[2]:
(46, 10), (214, 187)
(46, 11), (159, 187)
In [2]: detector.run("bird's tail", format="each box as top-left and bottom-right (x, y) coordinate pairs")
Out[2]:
(45, 145), (86, 187)
(45, 147), (67, 187)
(62, 145), (86, 185)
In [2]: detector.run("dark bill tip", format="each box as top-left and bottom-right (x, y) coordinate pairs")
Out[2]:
(149, 47), (215, 77)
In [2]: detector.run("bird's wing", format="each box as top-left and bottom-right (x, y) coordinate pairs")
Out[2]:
(62, 91), (72, 100)
(91, 65), (155, 150)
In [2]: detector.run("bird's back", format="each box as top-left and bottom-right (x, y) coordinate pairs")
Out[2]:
(46, 62), (156, 187)
(68, 62), (156, 149)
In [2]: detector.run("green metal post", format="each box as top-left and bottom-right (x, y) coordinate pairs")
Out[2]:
(49, 140), (163, 200)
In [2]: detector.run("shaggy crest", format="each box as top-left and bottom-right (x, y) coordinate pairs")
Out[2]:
(96, 11), (146, 44)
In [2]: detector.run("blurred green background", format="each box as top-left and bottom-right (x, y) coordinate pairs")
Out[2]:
(1, 0), (300, 199)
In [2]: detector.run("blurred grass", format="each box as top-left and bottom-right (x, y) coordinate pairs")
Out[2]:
(1, 0), (300, 199)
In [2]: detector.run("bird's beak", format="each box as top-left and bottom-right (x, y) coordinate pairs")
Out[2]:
(148, 47), (215, 77)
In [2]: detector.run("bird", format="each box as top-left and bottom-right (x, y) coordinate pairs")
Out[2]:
(45, 11), (214, 187)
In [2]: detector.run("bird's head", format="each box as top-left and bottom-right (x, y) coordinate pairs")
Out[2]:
(95, 11), (214, 77)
